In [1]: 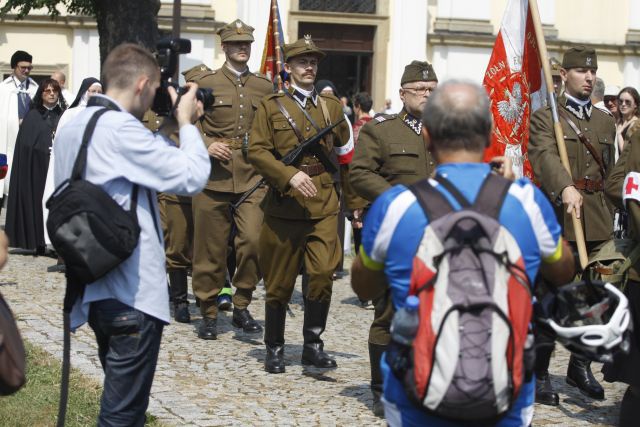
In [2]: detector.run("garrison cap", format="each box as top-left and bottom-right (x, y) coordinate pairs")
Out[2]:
(217, 19), (255, 43)
(284, 35), (326, 62)
(401, 60), (438, 86)
(11, 50), (32, 68)
(562, 46), (598, 70)
(182, 63), (212, 81)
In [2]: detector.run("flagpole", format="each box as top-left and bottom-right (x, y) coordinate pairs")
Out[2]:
(271, 0), (284, 92)
(528, 0), (589, 269)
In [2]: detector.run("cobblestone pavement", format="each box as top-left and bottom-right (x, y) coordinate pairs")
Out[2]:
(0, 253), (628, 426)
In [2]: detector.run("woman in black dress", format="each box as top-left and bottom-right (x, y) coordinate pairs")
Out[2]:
(5, 78), (66, 253)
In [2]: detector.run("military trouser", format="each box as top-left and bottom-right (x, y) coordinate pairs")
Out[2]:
(368, 289), (394, 346)
(260, 214), (341, 306)
(158, 194), (193, 271)
(192, 186), (266, 318)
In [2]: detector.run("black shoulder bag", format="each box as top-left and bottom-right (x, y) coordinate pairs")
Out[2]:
(45, 99), (142, 427)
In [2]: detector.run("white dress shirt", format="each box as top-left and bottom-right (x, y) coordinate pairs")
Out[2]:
(53, 94), (210, 329)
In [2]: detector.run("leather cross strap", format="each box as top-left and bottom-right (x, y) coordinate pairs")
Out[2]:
(285, 92), (323, 132)
(274, 98), (305, 144)
(558, 108), (607, 179)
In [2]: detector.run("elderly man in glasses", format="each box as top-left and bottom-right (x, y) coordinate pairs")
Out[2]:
(349, 60), (438, 417)
(0, 50), (38, 216)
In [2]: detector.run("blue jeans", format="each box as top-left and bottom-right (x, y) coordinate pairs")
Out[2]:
(88, 299), (164, 427)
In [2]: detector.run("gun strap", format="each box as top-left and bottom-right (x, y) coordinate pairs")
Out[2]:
(558, 108), (607, 179)
(274, 98), (305, 144)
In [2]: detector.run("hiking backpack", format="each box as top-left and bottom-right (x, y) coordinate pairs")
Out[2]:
(399, 173), (534, 423)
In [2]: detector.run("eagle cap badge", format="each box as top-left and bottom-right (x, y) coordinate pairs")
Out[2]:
(304, 34), (313, 46)
(422, 69), (429, 80)
(586, 56), (592, 66)
(235, 20), (242, 34)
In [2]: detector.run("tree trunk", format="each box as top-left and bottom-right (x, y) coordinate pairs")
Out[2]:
(94, 0), (161, 65)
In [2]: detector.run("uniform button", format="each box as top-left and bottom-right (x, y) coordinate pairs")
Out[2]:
(240, 94), (244, 98)
(586, 162), (590, 167)
(238, 126), (242, 129)
(585, 127), (588, 131)
(238, 84), (243, 87)
(306, 127), (310, 131)
(240, 104), (244, 108)
(219, 100), (224, 104)
(239, 115), (244, 119)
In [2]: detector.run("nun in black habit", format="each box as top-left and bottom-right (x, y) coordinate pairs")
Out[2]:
(5, 78), (66, 253)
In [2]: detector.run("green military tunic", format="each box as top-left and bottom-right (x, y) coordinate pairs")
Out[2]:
(529, 94), (615, 242)
(249, 87), (351, 305)
(187, 65), (273, 317)
(349, 109), (435, 202)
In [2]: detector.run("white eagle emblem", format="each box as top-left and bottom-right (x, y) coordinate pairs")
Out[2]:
(497, 82), (524, 124)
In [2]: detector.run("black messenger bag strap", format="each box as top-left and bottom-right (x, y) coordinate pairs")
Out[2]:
(409, 178), (455, 222)
(70, 108), (111, 180)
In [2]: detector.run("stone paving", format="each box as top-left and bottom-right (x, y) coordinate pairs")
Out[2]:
(0, 252), (628, 426)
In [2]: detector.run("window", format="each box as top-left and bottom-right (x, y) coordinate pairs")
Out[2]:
(299, 0), (375, 14)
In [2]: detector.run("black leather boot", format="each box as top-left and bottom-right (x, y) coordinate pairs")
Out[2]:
(232, 307), (262, 334)
(369, 343), (387, 417)
(566, 355), (605, 399)
(264, 303), (286, 374)
(198, 317), (217, 340)
(535, 372), (559, 406)
(301, 299), (337, 368)
(169, 270), (190, 323)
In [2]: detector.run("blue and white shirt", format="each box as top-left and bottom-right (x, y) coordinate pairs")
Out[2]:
(54, 95), (210, 329)
(361, 162), (563, 427)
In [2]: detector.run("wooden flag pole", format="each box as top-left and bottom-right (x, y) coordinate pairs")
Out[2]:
(271, 0), (284, 92)
(529, 0), (589, 268)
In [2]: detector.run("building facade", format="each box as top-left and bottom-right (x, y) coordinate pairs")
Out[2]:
(1, 0), (639, 112)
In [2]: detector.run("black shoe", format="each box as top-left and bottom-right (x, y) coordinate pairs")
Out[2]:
(232, 308), (262, 334)
(197, 317), (217, 340)
(535, 372), (559, 406)
(264, 303), (287, 374)
(301, 299), (337, 368)
(174, 302), (190, 324)
(566, 355), (605, 400)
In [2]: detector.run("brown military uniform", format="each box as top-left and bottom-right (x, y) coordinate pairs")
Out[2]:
(528, 94), (615, 243)
(188, 64), (273, 318)
(141, 110), (194, 271)
(249, 87), (351, 306)
(350, 109), (435, 202)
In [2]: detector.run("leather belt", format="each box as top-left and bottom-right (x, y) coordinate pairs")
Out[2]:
(299, 163), (326, 177)
(205, 135), (243, 150)
(574, 178), (604, 193)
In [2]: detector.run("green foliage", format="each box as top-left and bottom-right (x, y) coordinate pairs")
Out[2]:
(0, 0), (96, 20)
(0, 341), (164, 426)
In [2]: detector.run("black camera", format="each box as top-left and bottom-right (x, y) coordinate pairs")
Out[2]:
(152, 37), (215, 116)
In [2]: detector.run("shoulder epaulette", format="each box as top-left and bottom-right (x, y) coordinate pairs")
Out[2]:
(252, 72), (272, 83)
(265, 92), (285, 101)
(373, 113), (396, 124)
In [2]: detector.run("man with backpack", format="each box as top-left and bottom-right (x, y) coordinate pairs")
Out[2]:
(351, 80), (575, 426)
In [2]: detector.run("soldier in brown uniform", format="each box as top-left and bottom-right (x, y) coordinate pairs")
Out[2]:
(529, 46), (615, 403)
(248, 37), (353, 374)
(603, 133), (640, 426)
(188, 20), (273, 340)
(142, 65), (210, 324)
(348, 60), (438, 416)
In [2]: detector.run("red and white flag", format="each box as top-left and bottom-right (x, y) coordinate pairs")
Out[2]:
(483, 0), (546, 179)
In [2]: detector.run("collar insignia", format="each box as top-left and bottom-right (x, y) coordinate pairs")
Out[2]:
(402, 113), (422, 135)
(292, 89), (318, 108)
(565, 97), (593, 121)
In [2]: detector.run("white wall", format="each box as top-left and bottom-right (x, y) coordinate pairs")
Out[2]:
(432, 45), (493, 84)
(236, 0), (272, 72)
(437, 0), (491, 20)
(178, 32), (216, 84)
(71, 28), (101, 96)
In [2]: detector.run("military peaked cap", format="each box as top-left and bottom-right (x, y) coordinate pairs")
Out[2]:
(284, 35), (326, 62)
(562, 46), (598, 70)
(217, 19), (255, 43)
(401, 60), (438, 85)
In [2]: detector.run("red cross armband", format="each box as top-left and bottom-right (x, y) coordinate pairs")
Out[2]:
(623, 172), (640, 203)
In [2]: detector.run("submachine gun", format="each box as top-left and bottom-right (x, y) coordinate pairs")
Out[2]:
(231, 117), (346, 211)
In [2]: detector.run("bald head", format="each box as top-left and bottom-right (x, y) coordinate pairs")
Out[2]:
(422, 80), (492, 154)
(51, 70), (66, 88)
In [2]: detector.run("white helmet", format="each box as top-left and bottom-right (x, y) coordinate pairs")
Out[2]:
(536, 280), (632, 363)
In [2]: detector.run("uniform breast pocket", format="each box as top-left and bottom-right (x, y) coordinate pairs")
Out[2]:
(387, 143), (419, 174)
(597, 133), (613, 167)
(210, 96), (234, 124)
(272, 118), (296, 154)
(563, 136), (580, 160)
